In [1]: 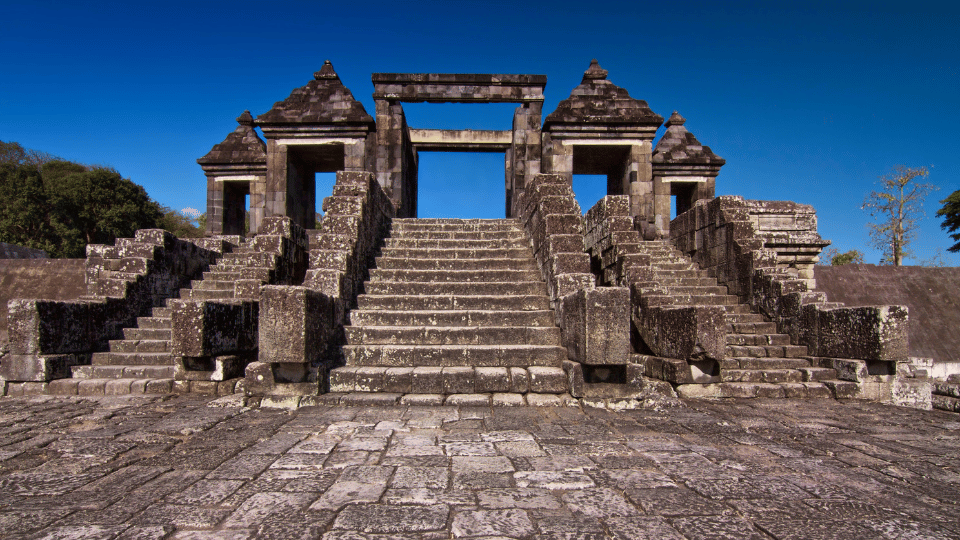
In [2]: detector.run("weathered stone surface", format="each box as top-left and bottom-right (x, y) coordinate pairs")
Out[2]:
(170, 300), (258, 358)
(559, 287), (630, 366)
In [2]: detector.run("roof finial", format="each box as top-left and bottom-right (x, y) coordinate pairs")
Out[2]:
(582, 59), (608, 82)
(236, 110), (254, 126)
(315, 60), (338, 80)
(666, 111), (686, 126)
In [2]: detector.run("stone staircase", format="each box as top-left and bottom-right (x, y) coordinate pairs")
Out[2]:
(51, 237), (282, 396)
(633, 241), (848, 398)
(328, 218), (571, 406)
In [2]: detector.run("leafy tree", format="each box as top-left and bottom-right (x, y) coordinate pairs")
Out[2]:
(0, 140), (58, 167)
(159, 207), (204, 238)
(862, 166), (937, 266)
(0, 164), (56, 253)
(818, 247), (865, 266)
(43, 165), (163, 256)
(937, 189), (960, 253)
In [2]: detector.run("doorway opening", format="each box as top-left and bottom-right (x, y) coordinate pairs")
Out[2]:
(416, 152), (506, 219)
(572, 174), (608, 215)
(315, 172), (337, 220)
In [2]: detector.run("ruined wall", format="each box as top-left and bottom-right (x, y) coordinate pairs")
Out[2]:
(815, 265), (960, 377)
(0, 259), (86, 342)
(670, 196), (908, 365)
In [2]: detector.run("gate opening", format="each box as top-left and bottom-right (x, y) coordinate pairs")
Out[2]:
(416, 152), (506, 219)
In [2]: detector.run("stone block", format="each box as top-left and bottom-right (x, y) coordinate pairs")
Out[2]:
(443, 367), (475, 394)
(0, 353), (86, 383)
(170, 300), (259, 358)
(635, 305), (726, 362)
(562, 360), (584, 398)
(492, 393), (526, 407)
(475, 367), (511, 393)
(412, 367), (444, 394)
(259, 286), (335, 367)
(508, 368), (529, 393)
(559, 287), (630, 366)
(528, 367), (567, 393)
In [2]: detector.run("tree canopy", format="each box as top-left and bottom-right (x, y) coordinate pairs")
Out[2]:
(818, 247), (865, 266)
(862, 165), (937, 266)
(0, 141), (169, 257)
(937, 189), (960, 253)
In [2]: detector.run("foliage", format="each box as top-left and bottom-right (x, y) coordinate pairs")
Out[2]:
(862, 165), (937, 266)
(159, 207), (205, 238)
(0, 144), (166, 258)
(0, 140), (58, 168)
(937, 189), (960, 253)
(818, 247), (865, 266)
(0, 164), (57, 254)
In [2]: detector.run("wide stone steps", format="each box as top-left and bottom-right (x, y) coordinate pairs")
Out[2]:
(345, 326), (562, 346)
(373, 256), (538, 271)
(349, 310), (556, 327)
(364, 281), (547, 296)
(357, 294), (550, 311)
(334, 218), (569, 397)
(341, 344), (567, 368)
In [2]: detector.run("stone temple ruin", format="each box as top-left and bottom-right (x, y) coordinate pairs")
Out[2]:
(0, 60), (940, 409)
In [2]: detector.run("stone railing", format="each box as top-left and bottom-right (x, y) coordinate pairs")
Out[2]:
(517, 173), (593, 304)
(670, 196), (908, 367)
(245, 171), (395, 399)
(2, 230), (223, 383)
(171, 217), (307, 384)
(584, 195), (726, 364)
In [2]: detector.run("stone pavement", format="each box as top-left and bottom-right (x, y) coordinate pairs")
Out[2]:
(0, 395), (958, 540)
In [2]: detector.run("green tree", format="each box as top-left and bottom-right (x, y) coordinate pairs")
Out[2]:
(937, 189), (960, 253)
(0, 164), (56, 253)
(818, 247), (865, 266)
(43, 165), (163, 257)
(158, 207), (204, 238)
(0, 140), (58, 167)
(862, 165), (937, 266)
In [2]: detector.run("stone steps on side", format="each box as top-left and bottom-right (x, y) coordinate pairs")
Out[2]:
(344, 325), (562, 346)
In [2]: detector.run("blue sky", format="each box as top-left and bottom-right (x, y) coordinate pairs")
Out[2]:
(1, 1), (957, 264)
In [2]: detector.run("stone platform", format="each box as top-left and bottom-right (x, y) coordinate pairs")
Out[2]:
(0, 396), (957, 539)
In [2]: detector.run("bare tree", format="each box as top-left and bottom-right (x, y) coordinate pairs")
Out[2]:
(862, 165), (937, 266)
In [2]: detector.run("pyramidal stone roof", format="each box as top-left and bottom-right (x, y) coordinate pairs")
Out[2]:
(652, 112), (726, 166)
(197, 111), (267, 165)
(544, 60), (663, 128)
(256, 60), (374, 126)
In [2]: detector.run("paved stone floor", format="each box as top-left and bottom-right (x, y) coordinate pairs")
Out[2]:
(0, 395), (958, 540)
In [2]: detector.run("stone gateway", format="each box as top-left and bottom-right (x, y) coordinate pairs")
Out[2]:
(1, 61), (930, 410)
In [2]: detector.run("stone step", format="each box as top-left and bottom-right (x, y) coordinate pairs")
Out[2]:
(122, 327), (171, 341)
(725, 345), (809, 358)
(384, 238), (530, 250)
(192, 280), (234, 291)
(676, 381), (834, 399)
(220, 252), (278, 266)
(368, 268), (542, 283)
(648, 268), (709, 279)
(92, 352), (175, 366)
(373, 257), (538, 272)
(349, 310), (556, 327)
(108, 339), (171, 353)
(799, 367), (838, 382)
(643, 277), (717, 287)
(204, 271), (242, 281)
(72, 365), (175, 380)
(724, 313), (766, 324)
(135, 316), (171, 330)
(391, 222), (522, 233)
(379, 247), (534, 260)
(726, 333), (792, 346)
(152, 307), (172, 319)
(328, 365), (568, 395)
(665, 285), (729, 296)
(720, 369), (804, 384)
(364, 281), (548, 296)
(720, 357), (811, 370)
(344, 326), (562, 346)
(664, 294), (739, 306)
(391, 230), (526, 241)
(719, 304), (753, 315)
(726, 321), (779, 334)
(357, 294), (550, 311)
(181, 288), (236, 301)
(48, 377), (174, 396)
(342, 345), (567, 368)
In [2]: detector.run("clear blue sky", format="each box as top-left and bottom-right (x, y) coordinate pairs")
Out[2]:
(2, 1), (957, 264)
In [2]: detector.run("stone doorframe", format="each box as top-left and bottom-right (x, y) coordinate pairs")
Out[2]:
(371, 73), (546, 218)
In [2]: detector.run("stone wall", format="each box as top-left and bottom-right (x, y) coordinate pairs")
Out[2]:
(815, 264), (960, 379)
(2, 231), (223, 382)
(670, 196), (908, 366)
(246, 171), (395, 397)
(0, 259), (86, 342)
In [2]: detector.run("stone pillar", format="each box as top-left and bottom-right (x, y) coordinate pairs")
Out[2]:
(510, 102), (543, 218)
(375, 99), (413, 216)
(265, 139), (289, 221)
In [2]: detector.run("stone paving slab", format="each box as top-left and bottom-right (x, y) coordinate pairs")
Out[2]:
(0, 395), (958, 539)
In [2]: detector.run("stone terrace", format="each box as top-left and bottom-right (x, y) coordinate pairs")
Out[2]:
(0, 395), (957, 539)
